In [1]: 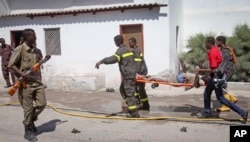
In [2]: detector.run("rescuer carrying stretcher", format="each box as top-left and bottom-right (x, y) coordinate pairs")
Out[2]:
(137, 56), (238, 112)
(95, 35), (140, 118)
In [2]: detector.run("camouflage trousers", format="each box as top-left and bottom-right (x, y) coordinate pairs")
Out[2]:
(135, 82), (149, 105)
(1, 64), (15, 85)
(119, 79), (138, 111)
(18, 84), (46, 126)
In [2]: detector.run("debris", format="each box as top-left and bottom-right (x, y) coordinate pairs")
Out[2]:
(191, 112), (198, 116)
(101, 121), (113, 124)
(180, 126), (187, 132)
(71, 128), (81, 134)
(106, 88), (115, 92)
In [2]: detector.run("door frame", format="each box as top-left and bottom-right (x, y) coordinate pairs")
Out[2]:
(120, 24), (144, 53)
(10, 30), (23, 48)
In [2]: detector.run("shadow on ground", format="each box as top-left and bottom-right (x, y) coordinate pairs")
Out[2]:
(36, 119), (67, 136)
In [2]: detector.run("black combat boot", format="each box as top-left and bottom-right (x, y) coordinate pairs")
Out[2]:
(139, 101), (150, 111)
(24, 126), (38, 141)
(127, 109), (140, 118)
(31, 122), (37, 132)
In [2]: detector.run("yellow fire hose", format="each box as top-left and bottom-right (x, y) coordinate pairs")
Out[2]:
(0, 102), (249, 123)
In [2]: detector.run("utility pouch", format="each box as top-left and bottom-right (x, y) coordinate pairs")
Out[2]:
(213, 73), (227, 88)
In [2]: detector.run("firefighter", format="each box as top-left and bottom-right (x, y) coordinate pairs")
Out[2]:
(216, 36), (238, 112)
(95, 35), (140, 117)
(0, 38), (15, 88)
(129, 37), (150, 111)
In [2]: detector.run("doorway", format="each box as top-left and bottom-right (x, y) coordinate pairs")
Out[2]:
(10, 30), (23, 48)
(120, 24), (144, 53)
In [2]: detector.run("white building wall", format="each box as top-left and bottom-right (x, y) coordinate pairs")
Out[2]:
(168, 0), (183, 73)
(143, 6), (170, 75)
(0, 3), (172, 89)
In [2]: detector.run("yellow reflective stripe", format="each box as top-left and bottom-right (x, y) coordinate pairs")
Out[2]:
(128, 105), (137, 110)
(134, 58), (142, 62)
(122, 52), (133, 58)
(140, 53), (143, 57)
(134, 93), (139, 96)
(113, 54), (120, 62)
(141, 98), (148, 102)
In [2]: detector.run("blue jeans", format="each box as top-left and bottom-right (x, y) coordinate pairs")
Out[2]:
(203, 79), (245, 116)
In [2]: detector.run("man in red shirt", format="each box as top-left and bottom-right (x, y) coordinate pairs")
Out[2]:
(196, 37), (248, 124)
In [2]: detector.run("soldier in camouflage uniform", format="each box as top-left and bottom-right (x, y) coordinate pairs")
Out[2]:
(8, 29), (47, 141)
(95, 35), (139, 117)
(0, 38), (15, 88)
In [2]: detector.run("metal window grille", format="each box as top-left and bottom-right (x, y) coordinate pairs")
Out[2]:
(44, 28), (61, 55)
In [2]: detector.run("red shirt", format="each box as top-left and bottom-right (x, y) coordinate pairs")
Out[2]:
(208, 46), (222, 69)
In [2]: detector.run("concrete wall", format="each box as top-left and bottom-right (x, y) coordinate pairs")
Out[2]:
(168, 0), (183, 73)
(0, 0), (176, 90)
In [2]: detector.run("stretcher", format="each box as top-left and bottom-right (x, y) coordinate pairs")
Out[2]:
(136, 79), (194, 89)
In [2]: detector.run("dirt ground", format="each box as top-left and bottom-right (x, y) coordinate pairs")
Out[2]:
(0, 85), (250, 142)
(1, 85), (249, 122)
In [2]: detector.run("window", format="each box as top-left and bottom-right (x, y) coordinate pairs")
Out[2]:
(44, 28), (61, 55)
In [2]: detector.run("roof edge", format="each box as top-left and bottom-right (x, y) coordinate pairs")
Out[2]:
(0, 3), (167, 18)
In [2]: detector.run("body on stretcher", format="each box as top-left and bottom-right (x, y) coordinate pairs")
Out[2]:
(136, 79), (194, 89)
(136, 72), (228, 91)
(136, 72), (209, 89)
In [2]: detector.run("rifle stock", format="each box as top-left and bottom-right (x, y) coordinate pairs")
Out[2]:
(8, 55), (51, 96)
(8, 81), (21, 96)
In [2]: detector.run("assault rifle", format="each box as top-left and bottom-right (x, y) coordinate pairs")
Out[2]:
(8, 55), (51, 96)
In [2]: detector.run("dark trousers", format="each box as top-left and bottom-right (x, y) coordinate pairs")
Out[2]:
(136, 82), (149, 104)
(119, 79), (137, 111)
(1, 64), (15, 85)
(203, 79), (245, 116)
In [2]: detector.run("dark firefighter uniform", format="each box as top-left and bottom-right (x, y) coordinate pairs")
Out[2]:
(0, 44), (15, 87)
(99, 44), (139, 117)
(133, 46), (150, 110)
